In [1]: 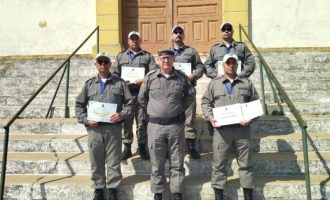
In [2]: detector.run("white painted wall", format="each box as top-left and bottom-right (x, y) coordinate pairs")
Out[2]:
(0, 0), (96, 56)
(252, 0), (330, 48)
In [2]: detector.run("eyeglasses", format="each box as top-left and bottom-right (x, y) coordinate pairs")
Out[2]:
(97, 60), (110, 65)
(173, 30), (183, 35)
(221, 27), (232, 32)
(160, 56), (173, 60)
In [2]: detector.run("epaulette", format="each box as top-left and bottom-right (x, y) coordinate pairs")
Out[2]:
(211, 43), (221, 47)
(145, 69), (158, 77)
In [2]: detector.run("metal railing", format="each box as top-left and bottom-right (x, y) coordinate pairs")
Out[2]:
(238, 24), (311, 200)
(0, 26), (100, 200)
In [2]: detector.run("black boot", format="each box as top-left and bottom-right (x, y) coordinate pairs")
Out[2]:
(154, 193), (162, 200)
(93, 189), (104, 200)
(171, 193), (182, 200)
(214, 188), (224, 200)
(107, 188), (118, 200)
(138, 143), (150, 160)
(186, 139), (201, 159)
(121, 143), (132, 160)
(243, 188), (253, 200)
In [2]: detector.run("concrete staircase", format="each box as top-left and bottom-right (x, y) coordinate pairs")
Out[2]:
(0, 51), (329, 199)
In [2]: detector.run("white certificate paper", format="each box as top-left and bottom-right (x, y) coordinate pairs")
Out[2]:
(173, 62), (192, 75)
(87, 101), (117, 123)
(241, 99), (264, 121)
(121, 66), (145, 83)
(212, 103), (243, 127)
(212, 99), (263, 127)
(217, 60), (242, 75)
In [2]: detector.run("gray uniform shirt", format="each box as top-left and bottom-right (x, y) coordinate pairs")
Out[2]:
(111, 49), (157, 90)
(138, 69), (195, 118)
(75, 74), (135, 125)
(204, 40), (255, 79)
(171, 45), (205, 86)
(201, 75), (259, 121)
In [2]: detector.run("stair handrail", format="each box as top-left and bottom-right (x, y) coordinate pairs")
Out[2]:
(238, 24), (311, 200)
(0, 26), (100, 200)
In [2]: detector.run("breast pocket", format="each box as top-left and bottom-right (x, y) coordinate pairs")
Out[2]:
(109, 88), (124, 105)
(239, 88), (251, 103)
(87, 90), (97, 101)
(171, 82), (185, 99)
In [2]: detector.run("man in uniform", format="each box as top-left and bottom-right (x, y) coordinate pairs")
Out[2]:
(204, 22), (256, 135)
(111, 31), (157, 160)
(75, 52), (134, 200)
(170, 25), (205, 159)
(138, 49), (195, 200)
(201, 54), (259, 200)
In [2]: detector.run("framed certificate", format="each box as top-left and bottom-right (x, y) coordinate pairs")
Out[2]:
(173, 62), (192, 75)
(217, 60), (242, 75)
(121, 66), (145, 82)
(87, 101), (117, 123)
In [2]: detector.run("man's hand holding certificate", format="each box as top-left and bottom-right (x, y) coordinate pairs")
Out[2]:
(87, 101), (117, 123)
(212, 99), (263, 127)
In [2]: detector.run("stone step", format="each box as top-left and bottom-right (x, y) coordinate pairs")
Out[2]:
(1, 101), (328, 119)
(1, 114), (329, 136)
(1, 151), (329, 176)
(0, 105), (76, 119)
(257, 51), (330, 65)
(1, 132), (329, 154)
(2, 174), (329, 199)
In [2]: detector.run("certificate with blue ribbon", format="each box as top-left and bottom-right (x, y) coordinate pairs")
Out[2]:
(87, 101), (117, 123)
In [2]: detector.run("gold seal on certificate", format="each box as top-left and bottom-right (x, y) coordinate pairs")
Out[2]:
(173, 62), (192, 75)
(121, 66), (145, 83)
(87, 101), (117, 123)
(212, 99), (263, 127)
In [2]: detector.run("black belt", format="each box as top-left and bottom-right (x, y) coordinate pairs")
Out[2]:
(148, 114), (184, 125)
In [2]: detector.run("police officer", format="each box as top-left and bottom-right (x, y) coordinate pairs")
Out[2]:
(111, 31), (157, 160)
(138, 49), (195, 200)
(170, 25), (205, 159)
(201, 54), (259, 200)
(204, 22), (256, 135)
(75, 52), (134, 200)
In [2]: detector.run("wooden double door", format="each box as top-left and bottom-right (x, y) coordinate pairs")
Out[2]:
(122, 0), (222, 54)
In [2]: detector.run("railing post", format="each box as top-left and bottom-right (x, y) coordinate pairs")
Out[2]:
(259, 57), (267, 115)
(64, 60), (70, 118)
(302, 127), (312, 200)
(0, 127), (10, 200)
(97, 26), (100, 53)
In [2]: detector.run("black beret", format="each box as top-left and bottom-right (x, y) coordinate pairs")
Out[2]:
(158, 49), (175, 56)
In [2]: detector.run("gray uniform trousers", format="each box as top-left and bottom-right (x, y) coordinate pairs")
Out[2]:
(148, 122), (185, 193)
(184, 93), (197, 139)
(123, 93), (146, 144)
(87, 124), (122, 189)
(212, 125), (254, 189)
